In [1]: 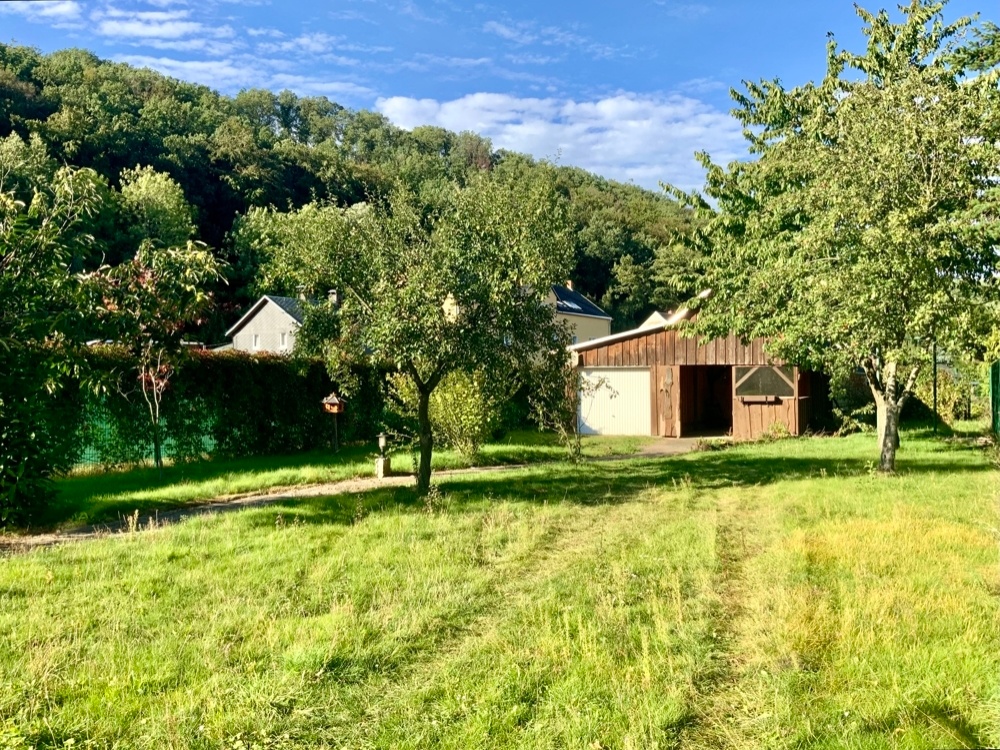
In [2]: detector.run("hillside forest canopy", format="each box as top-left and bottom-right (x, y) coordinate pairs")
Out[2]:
(0, 41), (702, 337)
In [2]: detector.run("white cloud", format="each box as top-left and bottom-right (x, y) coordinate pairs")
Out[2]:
(246, 27), (283, 37)
(268, 74), (374, 98)
(506, 53), (562, 66)
(656, 2), (711, 21)
(402, 53), (492, 71)
(483, 21), (535, 45)
(677, 77), (727, 94)
(118, 54), (375, 100)
(377, 91), (746, 191)
(483, 17), (617, 60)
(93, 8), (234, 40)
(136, 37), (241, 55)
(118, 54), (256, 88)
(0, 1), (83, 26)
(330, 10), (376, 24)
(258, 32), (342, 54)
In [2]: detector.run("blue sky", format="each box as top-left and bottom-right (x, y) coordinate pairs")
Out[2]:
(0, 0), (990, 190)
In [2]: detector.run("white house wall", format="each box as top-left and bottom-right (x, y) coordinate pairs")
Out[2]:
(232, 300), (299, 353)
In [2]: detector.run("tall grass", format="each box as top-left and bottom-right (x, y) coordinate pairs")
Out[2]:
(1, 429), (996, 748)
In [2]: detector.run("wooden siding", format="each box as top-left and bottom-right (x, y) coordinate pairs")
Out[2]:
(575, 327), (830, 441)
(731, 397), (797, 441)
(577, 329), (775, 369)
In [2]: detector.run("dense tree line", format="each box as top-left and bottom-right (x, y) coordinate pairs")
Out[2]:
(0, 43), (699, 335)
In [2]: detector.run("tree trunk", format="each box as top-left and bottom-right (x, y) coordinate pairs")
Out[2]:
(152, 419), (163, 476)
(416, 388), (433, 495)
(878, 397), (901, 473)
(875, 399), (900, 453)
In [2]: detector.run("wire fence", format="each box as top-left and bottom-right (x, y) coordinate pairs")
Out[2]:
(73, 399), (216, 470)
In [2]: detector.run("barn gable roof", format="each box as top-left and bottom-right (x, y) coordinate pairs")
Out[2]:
(225, 295), (305, 338)
(568, 290), (712, 353)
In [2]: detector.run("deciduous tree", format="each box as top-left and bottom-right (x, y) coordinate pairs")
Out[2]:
(675, 0), (1000, 471)
(240, 171), (573, 492)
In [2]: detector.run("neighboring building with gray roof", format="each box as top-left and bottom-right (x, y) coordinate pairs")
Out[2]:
(546, 283), (612, 343)
(225, 295), (305, 354)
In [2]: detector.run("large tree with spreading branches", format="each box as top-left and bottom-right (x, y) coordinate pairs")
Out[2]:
(238, 170), (573, 493)
(675, 0), (1000, 471)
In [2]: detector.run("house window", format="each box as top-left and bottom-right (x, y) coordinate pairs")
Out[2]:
(280, 332), (288, 350)
(734, 366), (794, 398)
(252, 334), (260, 351)
(571, 335), (578, 344)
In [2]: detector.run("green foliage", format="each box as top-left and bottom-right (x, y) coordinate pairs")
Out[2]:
(245, 168), (575, 492)
(991, 361), (1000, 438)
(677, 1), (1000, 470)
(527, 345), (585, 462)
(117, 165), (194, 250)
(0, 158), (105, 523)
(914, 366), (981, 422)
(389, 370), (502, 458)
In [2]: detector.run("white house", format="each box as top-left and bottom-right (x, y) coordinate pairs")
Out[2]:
(225, 295), (304, 354)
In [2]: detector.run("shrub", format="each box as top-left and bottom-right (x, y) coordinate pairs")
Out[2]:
(389, 370), (502, 458)
(0, 351), (86, 525)
(914, 366), (981, 422)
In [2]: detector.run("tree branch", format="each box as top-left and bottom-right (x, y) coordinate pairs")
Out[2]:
(897, 364), (921, 408)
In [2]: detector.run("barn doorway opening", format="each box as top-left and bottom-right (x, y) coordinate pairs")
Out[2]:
(679, 366), (733, 436)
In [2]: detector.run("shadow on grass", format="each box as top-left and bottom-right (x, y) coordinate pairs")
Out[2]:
(40, 432), (584, 530)
(249, 443), (993, 532)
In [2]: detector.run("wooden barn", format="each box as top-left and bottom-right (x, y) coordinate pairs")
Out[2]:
(569, 307), (829, 441)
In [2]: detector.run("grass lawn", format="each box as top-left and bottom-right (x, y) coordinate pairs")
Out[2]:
(32, 431), (653, 531)
(1, 428), (998, 748)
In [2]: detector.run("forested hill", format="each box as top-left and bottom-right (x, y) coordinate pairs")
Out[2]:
(0, 43), (701, 336)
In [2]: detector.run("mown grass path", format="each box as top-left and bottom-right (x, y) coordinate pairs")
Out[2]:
(1, 431), (997, 749)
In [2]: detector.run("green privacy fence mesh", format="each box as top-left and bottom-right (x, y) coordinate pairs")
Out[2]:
(66, 348), (385, 470)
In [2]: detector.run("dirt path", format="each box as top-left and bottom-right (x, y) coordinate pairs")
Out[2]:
(1, 444), (699, 553)
(0, 465), (513, 553)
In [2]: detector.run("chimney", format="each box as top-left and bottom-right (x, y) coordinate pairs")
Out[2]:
(565, 280), (574, 291)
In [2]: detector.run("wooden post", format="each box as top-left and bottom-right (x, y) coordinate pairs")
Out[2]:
(933, 343), (938, 434)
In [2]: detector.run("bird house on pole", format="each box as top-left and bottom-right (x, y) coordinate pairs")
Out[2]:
(321, 392), (346, 452)
(321, 392), (345, 414)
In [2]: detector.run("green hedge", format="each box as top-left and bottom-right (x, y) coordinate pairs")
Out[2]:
(78, 348), (385, 469)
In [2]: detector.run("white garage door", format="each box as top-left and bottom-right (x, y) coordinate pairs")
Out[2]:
(578, 368), (652, 436)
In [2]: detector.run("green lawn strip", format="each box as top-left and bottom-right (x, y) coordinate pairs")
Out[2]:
(680, 433), (1000, 749)
(34, 432), (653, 532)
(2, 431), (997, 748)
(1, 482), (594, 748)
(340, 488), (718, 749)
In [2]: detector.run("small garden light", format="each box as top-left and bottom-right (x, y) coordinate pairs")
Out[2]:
(375, 433), (390, 480)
